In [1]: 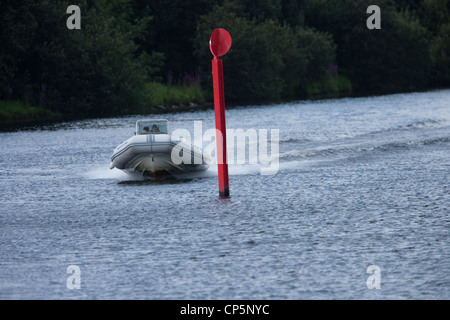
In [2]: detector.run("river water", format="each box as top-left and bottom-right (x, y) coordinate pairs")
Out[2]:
(1, 90), (449, 299)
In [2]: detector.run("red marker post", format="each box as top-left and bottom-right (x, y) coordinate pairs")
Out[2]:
(210, 28), (232, 198)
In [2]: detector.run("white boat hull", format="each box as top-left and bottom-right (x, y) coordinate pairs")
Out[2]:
(110, 133), (209, 179)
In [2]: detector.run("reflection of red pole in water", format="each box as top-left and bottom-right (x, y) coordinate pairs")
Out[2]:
(210, 28), (232, 198)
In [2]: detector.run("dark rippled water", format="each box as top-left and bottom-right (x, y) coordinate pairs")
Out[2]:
(1, 90), (449, 299)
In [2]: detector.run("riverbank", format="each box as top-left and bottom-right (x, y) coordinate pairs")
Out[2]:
(0, 99), (213, 132)
(0, 100), (63, 130)
(1, 86), (448, 132)
(0, 82), (212, 131)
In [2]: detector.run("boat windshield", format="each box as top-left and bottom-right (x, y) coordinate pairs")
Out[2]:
(137, 120), (169, 135)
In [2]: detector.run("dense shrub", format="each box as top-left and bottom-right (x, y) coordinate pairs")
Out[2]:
(1, 0), (449, 120)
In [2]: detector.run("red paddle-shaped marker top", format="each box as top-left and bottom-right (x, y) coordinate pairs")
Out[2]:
(210, 28), (232, 58)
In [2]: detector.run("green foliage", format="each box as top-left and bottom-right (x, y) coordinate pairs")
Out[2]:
(195, 5), (284, 102)
(194, 2), (337, 102)
(430, 23), (450, 85)
(138, 0), (221, 79)
(0, 100), (60, 122)
(304, 0), (435, 93)
(0, 0), (157, 119)
(54, 3), (148, 116)
(281, 26), (337, 99)
(421, 0), (450, 34)
(0, 0), (38, 99)
(305, 75), (353, 99)
(143, 82), (207, 107)
(1, 0), (449, 123)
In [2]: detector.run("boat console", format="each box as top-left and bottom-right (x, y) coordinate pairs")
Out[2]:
(136, 119), (169, 135)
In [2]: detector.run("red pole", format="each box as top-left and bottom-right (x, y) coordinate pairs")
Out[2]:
(212, 57), (229, 197)
(210, 28), (232, 198)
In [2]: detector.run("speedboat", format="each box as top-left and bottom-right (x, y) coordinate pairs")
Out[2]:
(110, 119), (209, 179)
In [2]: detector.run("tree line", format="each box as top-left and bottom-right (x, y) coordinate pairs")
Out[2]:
(0, 0), (449, 119)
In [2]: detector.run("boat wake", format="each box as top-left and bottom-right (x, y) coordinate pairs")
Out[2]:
(84, 162), (272, 183)
(278, 119), (450, 167)
(84, 167), (145, 181)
